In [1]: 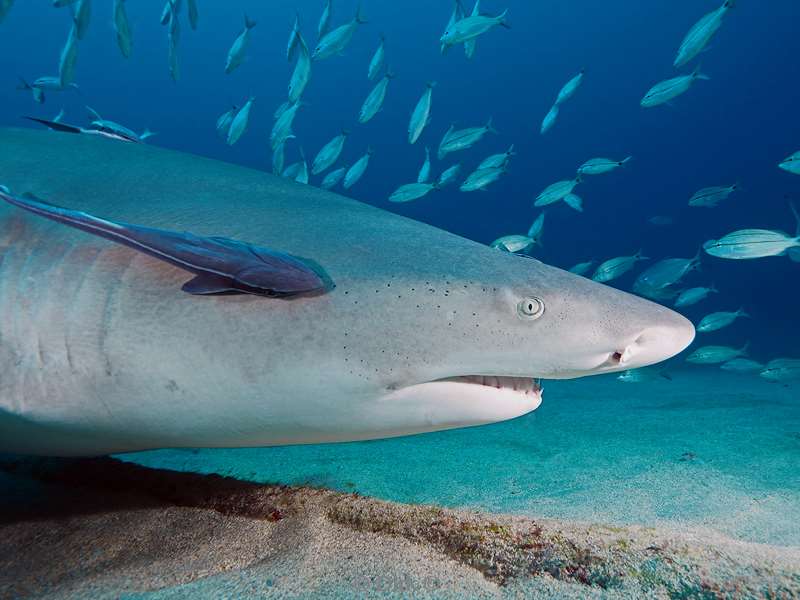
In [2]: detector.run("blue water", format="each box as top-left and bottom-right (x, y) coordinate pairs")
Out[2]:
(2, 0), (799, 544)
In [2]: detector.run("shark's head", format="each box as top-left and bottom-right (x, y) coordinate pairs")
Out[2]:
(332, 248), (695, 439)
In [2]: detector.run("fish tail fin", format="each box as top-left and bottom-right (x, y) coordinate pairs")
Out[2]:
(790, 201), (800, 237)
(635, 249), (649, 261)
(426, 81), (437, 89)
(385, 68), (396, 79)
(740, 341), (750, 355)
(725, 0), (736, 8)
(710, 283), (719, 293)
(497, 8), (510, 28)
(692, 64), (710, 80)
(244, 14), (257, 29)
(140, 128), (156, 140)
(507, 144), (516, 156)
(620, 156), (633, 165)
(355, 3), (367, 24)
(85, 104), (102, 121)
(738, 307), (751, 318)
(16, 77), (31, 91)
(485, 116), (498, 134)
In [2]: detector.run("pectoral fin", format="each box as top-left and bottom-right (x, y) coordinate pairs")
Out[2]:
(0, 188), (333, 298)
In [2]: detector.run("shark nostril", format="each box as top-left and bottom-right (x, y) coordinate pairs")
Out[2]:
(612, 351), (623, 363)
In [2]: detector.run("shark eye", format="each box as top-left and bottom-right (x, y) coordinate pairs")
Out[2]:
(517, 297), (545, 320)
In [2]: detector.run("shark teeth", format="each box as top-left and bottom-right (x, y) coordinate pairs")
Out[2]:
(444, 375), (542, 397)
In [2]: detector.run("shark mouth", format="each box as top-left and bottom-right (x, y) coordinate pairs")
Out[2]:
(435, 375), (542, 398)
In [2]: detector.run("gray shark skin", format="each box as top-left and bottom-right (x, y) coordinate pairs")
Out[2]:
(0, 128), (694, 456)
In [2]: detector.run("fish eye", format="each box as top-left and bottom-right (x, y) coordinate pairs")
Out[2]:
(517, 296), (545, 320)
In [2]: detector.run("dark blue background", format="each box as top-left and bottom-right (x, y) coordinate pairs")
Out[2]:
(1, 0), (798, 355)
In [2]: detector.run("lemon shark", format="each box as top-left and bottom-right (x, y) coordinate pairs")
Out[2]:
(0, 128), (694, 456)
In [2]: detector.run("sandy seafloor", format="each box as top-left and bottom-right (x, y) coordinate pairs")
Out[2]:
(1, 369), (799, 598)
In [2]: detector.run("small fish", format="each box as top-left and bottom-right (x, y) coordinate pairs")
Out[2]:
(272, 141), (286, 175)
(633, 251), (701, 294)
(312, 130), (349, 175)
(649, 215), (675, 226)
(359, 70), (393, 124)
(760, 358), (800, 382)
(478, 144), (514, 170)
(226, 97), (254, 146)
(721, 358), (764, 373)
(295, 151), (309, 184)
(225, 14), (256, 74)
(440, 0), (465, 54)
(674, 0), (735, 69)
(343, 148), (372, 189)
(167, 0), (180, 82)
(688, 183), (738, 207)
(187, 0), (198, 30)
(617, 367), (671, 383)
(540, 104), (558, 134)
(563, 193), (583, 213)
(58, 23), (79, 88)
(534, 177), (580, 207)
(0, 0), (14, 23)
(704, 204), (800, 259)
(287, 12), (300, 62)
(577, 156), (632, 176)
(591, 251), (648, 283)
(438, 117), (497, 159)
(417, 147), (432, 184)
(527, 212), (545, 245)
(114, 0), (132, 58)
(697, 308), (749, 333)
(674, 285), (717, 308)
(568, 260), (594, 276)
(273, 100), (291, 121)
(460, 166), (504, 192)
(778, 150), (800, 175)
(686, 343), (748, 365)
(555, 69), (584, 105)
(282, 161), (302, 180)
(367, 34), (385, 81)
(641, 66), (709, 107)
(439, 8), (508, 48)
(491, 234), (534, 253)
(216, 105), (238, 139)
(72, 0), (91, 40)
(271, 101), (302, 151)
(436, 164), (461, 188)
(320, 166), (346, 190)
(389, 182), (437, 203)
(313, 3), (366, 61)
(18, 76), (80, 104)
(408, 82), (435, 145)
(317, 0), (332, 40)
(288, 32), (312, 104)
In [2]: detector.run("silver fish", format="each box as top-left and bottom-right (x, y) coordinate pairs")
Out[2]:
(436, 164), (461, 188)
(439, 8), (508, 47)
(674, 285), (717, 308)
(686, 343), (748, 365)
(568, 260), (594, 276)
(272, 140), (286, 176)
(534, 177), (580, 207)
(688, 183), (738, 208)
(167, 0), (180, 82)
(779, 150), (800, 175)
(641, 66), (709, 107)
(478, 144), (514, 170)
(674, 0), (735, 68)
(527, 212), (545, 246)
(271, 101), (302, 151)
(317, 0), (331, 40)
(460, 166), (504, 192)
(491, 234), (534, 253)
(287, 12), (300, 62)
(563, 193), (583, 213)
(704, 205), (800, 259)
(389, 182), (437, 203)
(312, 130), (349, 176)
(440, 0), (465, 54)
(367, 34), (386, 81)
(72, 0), (91, 40)
(437, 117), (497, 159)
(343, 148), (372, 190)
(721, 358), (764, 373)
(226, 97), (254, 146)
(408, 82), (435, 144)
(592, 251), (648, 283)
(312, 4), (366, 61)
(225, 14), (256, 74)
(114, 0), (132, 59)
(633, 252), (701, 295)
(320, 166), (346, 190)
(577, 156), (631, 176)
(555, 69), (584, 105)
(540, 104), (558, 134)
(288, 32), (312, 104)
(216, 105), (238, 139)
(359, 70), (393, 124)
(58, 23), (79, 88)
(696, 308), (749, 333)
(417, 147), (431, 184)
(760, 358), (800, 382)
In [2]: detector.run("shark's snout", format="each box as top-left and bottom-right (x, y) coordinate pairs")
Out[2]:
(611, 312), (695, 370)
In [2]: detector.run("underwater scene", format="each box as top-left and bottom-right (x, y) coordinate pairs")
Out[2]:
(1, 0), (799, 597)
